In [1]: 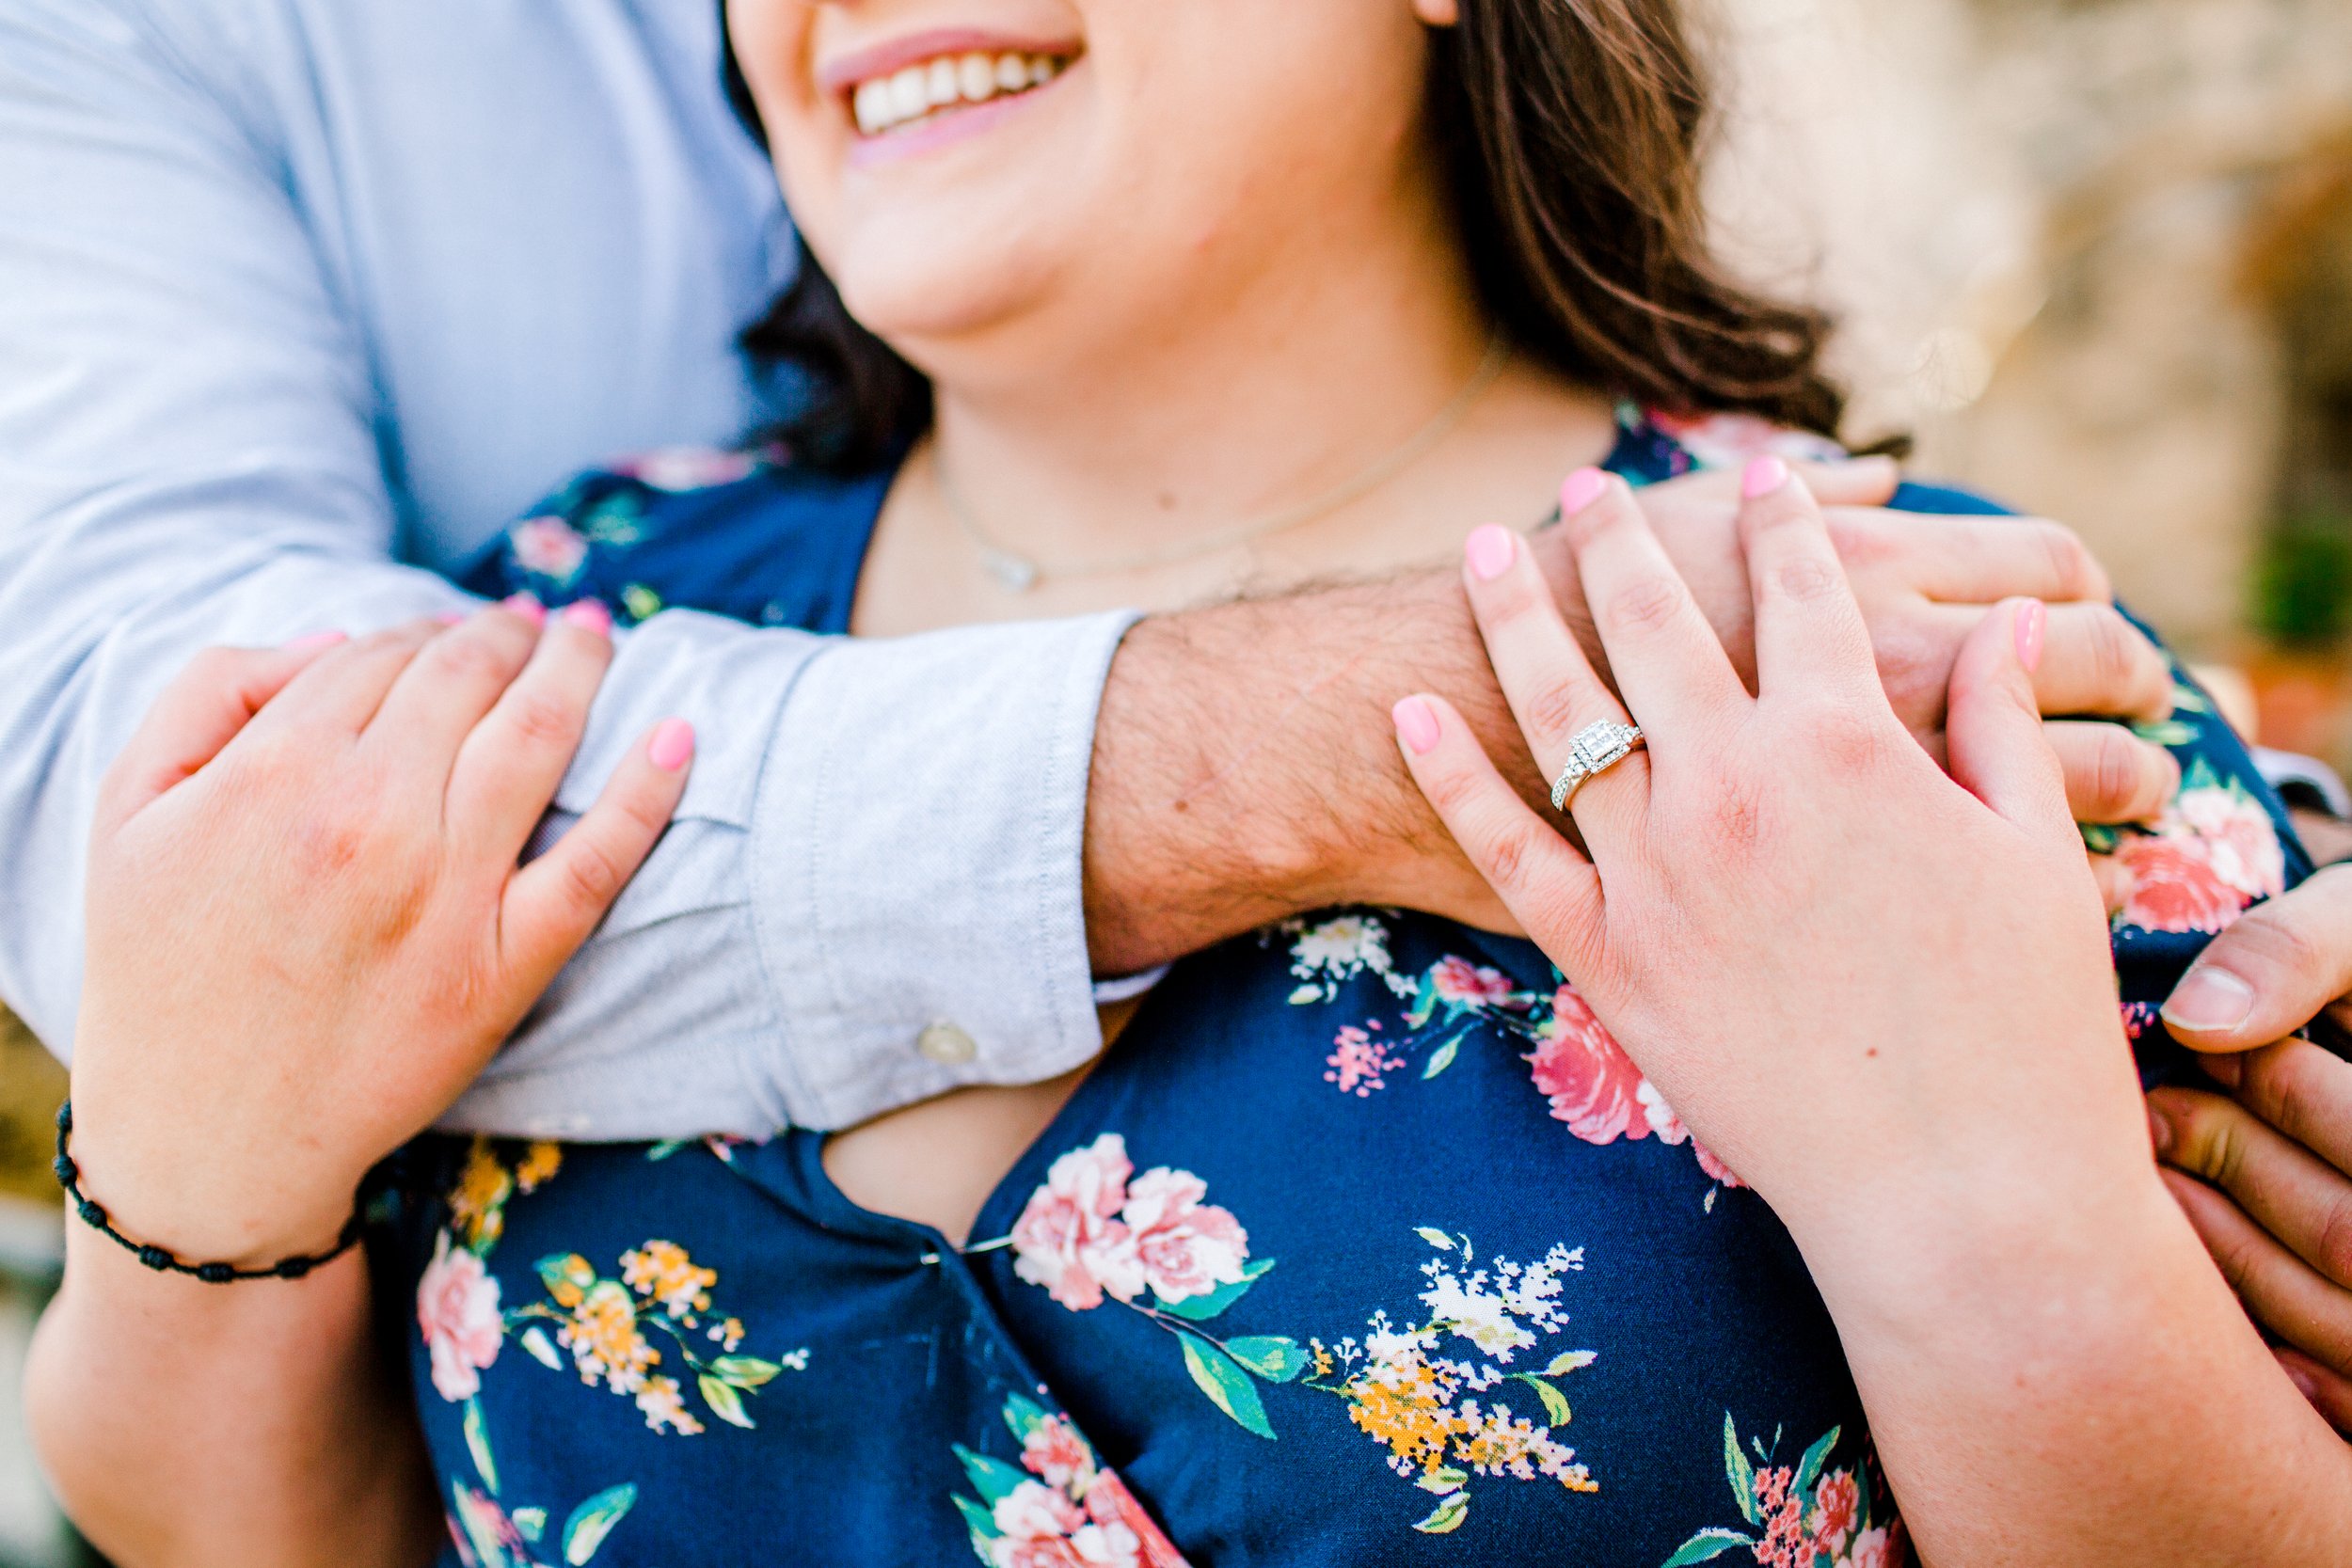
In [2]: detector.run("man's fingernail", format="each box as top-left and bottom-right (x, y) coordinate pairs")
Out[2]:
(649, 718), (695, 772)
(2282, 1360), (2321, 1402)
(1741, 455), (1789, 499)
(2146, 1104), (2173, 1157)
(2201, 1051), (2244, 1088)
(286, 630), (347, 652)
(503, 592), (547, 626)
(1559, 467), (1609, 517)
(2014, 598), (2046, 673)
(562, 599), (613, 636)
(1392, 695), (1441, 756)
(1465, 525), (1518, 582)
(2162, 967), (2256, 1034)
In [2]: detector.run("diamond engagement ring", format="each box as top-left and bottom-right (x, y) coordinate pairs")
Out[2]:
(1549, 720), (1645, 812)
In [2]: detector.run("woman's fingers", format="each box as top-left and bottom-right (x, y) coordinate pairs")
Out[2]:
(2275, 1347), (2352, 1435)
(1393, 691), (1608, 976)
(2150, 1081), (2352, 1291)
(1942, 598), (2075, 839)
(362, 596), (550, 779)
(501, 719), (693, 990)
(445, 601), (618, 864)
(97, 634), (348, 829)
(2158, 1165), (2352, 1372)
(1459, 522), (1645, 846)
(246, 616), (447, 734)
(2043, 721), (2180, 825)
(1557, 467), (1746, 736)
(1736, 457), (1880, 704)
(2162, 870), (2352, 1053)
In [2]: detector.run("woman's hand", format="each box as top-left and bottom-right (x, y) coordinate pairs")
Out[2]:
(2142, 870), (2352, 1433)
(1392, 461), (2352, 1563)
(1399, 462), (2138, 1215)
(65, 601), (692, 1270)
(1579, 456), (2182, 828)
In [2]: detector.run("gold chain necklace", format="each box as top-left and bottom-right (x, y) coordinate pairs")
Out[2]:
(936, 334), (1511, 593)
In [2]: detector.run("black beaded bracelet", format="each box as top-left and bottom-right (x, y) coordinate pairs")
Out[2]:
(51, 1101), (363, 1284)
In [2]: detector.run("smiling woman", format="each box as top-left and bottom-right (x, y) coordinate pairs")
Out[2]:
(22, 0), (2352, 1565)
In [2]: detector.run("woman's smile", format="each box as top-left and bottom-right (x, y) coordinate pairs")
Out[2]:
(832, 35), (1076, 144)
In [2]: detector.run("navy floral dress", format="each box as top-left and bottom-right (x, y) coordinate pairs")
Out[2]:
(378, 412), (2312, 1568)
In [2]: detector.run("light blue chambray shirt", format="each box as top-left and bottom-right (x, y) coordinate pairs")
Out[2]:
(0, 0), (1131, 1137)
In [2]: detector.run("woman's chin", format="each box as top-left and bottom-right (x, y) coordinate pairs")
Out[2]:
(831, 237), (1071, 357)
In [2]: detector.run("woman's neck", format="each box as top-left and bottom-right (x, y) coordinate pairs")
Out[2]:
(850, 213), (1621, 633)
(926, 261), (1502, 566)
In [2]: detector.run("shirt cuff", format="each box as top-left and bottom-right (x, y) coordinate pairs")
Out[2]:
(747, 610), (1139, 1130)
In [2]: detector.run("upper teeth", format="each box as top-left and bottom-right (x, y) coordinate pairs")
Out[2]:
(853, 52), (1066, 135)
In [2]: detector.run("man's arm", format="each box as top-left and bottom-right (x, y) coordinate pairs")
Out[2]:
(0, 0), (1127, 1137)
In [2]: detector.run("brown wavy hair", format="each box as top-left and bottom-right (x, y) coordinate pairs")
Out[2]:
(732, 0), (1846, 470)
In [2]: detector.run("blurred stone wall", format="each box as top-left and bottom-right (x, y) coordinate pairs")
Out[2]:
(1705, 0), (2352, 657)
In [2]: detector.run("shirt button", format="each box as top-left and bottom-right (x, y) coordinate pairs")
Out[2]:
(915, 1022), (978, 1066)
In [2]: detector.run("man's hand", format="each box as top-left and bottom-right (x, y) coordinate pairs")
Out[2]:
(2150, 860), (2352, 1434)
(1085, 461), (2182, 974)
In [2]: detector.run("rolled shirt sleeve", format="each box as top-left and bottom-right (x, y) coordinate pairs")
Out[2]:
(0, 0), (1120, 1139)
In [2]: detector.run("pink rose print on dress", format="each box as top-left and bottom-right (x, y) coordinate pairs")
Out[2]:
(1082, 1470), (1189, 1568)
(508, 515), (589, 585)
(1428, 956), (1516, 1007)
(1009, 1135), (1250, 1310)
(2171, 784), (2284, 899)
(955, 1395), (1193, 1568)
(1527, 986), (1651, 1143)
(2112, 833), (2249, 934)
(1022, 1414), (1097, 1492)
(999, 1143), (1295, 1438)
(1123, 1167), (1251, 1306)
(1009, 1135), (1150, 1310)
(2099, 767), (2283, 936)
(1808, 1467), (1861, 1556)
(1527, 987), (1740, 1186)
(420, 1230), (504, 1402)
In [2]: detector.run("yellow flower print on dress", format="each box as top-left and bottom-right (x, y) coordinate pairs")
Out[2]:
(515, 1243), (808, 1434)
(421, 1139), (809, 1441)
(1304, 1230), (1597, 1535)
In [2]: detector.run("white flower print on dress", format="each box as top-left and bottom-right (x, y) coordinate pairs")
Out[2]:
(1284, 912), (1416, 1004)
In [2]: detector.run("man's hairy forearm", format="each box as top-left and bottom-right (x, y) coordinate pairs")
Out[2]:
(1085, 554), (1574, 974)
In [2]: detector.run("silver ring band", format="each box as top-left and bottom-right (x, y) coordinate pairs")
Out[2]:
(1549, 720), (1645, 812)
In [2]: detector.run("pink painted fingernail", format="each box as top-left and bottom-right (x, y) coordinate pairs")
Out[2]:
(648, 718), (695, 771)
(286, 630), (348, 652)
(1559, 467), (1609, 517)
(1465, 525), (1517, 582)
(1392, 696), (1441, 756)
(503, 592), (546, 626)
(2145, 1104), (2173, 1157)
(1741, 455), (1790, 499)
(2012, 598), (2046, 673)
(562, 599), (613, 636)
